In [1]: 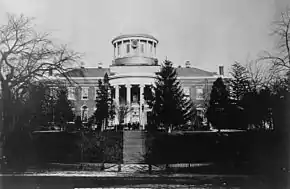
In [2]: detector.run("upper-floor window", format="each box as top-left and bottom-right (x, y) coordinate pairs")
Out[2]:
(68, 87), (75, 100)
(196, 87), (204, 100)
(82, 87), (89, 100)
(183, 87), (190, 96)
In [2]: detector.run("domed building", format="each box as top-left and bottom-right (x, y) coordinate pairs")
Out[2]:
(57, 34), (224, 129)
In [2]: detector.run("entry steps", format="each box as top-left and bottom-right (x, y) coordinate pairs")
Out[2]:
(123, 131), (146, 164)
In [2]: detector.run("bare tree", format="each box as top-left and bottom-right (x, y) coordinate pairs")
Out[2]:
(245, 60), (281, 90)
(117, 104), (132, 126)
(0, 14), (81, 135)
(259, 8), (290, 75)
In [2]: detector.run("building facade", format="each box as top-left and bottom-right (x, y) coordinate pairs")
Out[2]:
(57, 34), (224, 129)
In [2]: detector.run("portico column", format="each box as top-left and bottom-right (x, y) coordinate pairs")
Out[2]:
(140, 84), (145, 129)
(114, 85), (119, 125)
(126, 84), (131, 124)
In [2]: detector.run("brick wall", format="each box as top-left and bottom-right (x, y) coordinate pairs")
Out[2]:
(71, 86), (97, 117)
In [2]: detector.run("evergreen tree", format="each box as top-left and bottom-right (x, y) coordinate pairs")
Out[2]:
(229, 62), (251, 102)
(147, 60), (195, 132)
(90, 73), (115, 130)
(241, 88), (272, 130)
(54, 87), (75, 129)
(227, 62), (252, 129)
(206, 77), (231, 131)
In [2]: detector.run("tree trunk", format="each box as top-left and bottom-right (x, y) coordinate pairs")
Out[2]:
(168, 125), (172, 133)
(1, 80), (11, 137)
(101, 119), (106, 131)
(101, 162), (105, 171)
(80, 144), (84, 162)
(0, 81), (4, 160)
(0, 81), (4, 139)
(165, 163), (169, 172)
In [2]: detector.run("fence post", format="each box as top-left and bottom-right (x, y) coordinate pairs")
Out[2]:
(118, 162), (121, 172)
(148, 163), (152, 174)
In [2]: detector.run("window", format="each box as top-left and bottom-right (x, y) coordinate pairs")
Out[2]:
(196, 87), (204, 100)
(126, 43), (130, 54)
(68, 87), (75, 100)
(117, 43), (121, 56)
(81, 87), (89, 100)
(81, 106), (88, 122)
(50, 87), (57, 98)
(196, 107), (205, 118)
(183, 87), (190, 96)
(95, 87), (98, 100)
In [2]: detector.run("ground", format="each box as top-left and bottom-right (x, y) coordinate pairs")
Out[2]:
(0, 174), (286, 189)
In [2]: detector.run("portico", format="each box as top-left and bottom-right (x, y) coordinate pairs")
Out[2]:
(112, 81), (151, 129)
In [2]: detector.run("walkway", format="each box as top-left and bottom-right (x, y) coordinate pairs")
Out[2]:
(123, 131), (146, 163)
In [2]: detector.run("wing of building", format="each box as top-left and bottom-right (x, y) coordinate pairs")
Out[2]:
(55, 34), (225, 128)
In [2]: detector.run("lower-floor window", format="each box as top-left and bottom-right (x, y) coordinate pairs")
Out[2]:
(196, 87), (204, 100)
(81, 106), (88, 122)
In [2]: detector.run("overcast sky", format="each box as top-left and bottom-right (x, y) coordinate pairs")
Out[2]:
(0, 0), (289, 74)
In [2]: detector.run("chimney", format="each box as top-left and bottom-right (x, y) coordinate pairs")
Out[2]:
(98, 62), (103, 69)
(185, 60), (191, 68)
(219, 65), (224, 76)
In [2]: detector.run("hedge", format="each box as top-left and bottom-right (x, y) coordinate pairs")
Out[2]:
(144, 131), (288, 174)
(2, 130), (123, 171)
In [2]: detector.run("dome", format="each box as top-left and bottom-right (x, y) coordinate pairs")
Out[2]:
(112, 33), (159, 66)
(112, 34), (158, 44)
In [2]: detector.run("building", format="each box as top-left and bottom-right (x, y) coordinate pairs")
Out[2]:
(56, 34), (224, 129)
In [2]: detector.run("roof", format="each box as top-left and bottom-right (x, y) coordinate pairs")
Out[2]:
(59, 67), (109, 78)
(59, 66), (215, 78)
(176, 67), (216, 77)
(112, 34), (158, 44)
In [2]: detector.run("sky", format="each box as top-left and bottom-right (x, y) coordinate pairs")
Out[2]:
(0, 0), (289, 74)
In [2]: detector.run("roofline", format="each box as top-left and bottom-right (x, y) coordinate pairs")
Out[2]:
(55, 75), (228, 80)
(176, 67), (217, 75)
(80, 67), (110, 69)
(179, 75), (230, 79)
(112, 34), (158, 44)
(57, 77), (104, 80)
